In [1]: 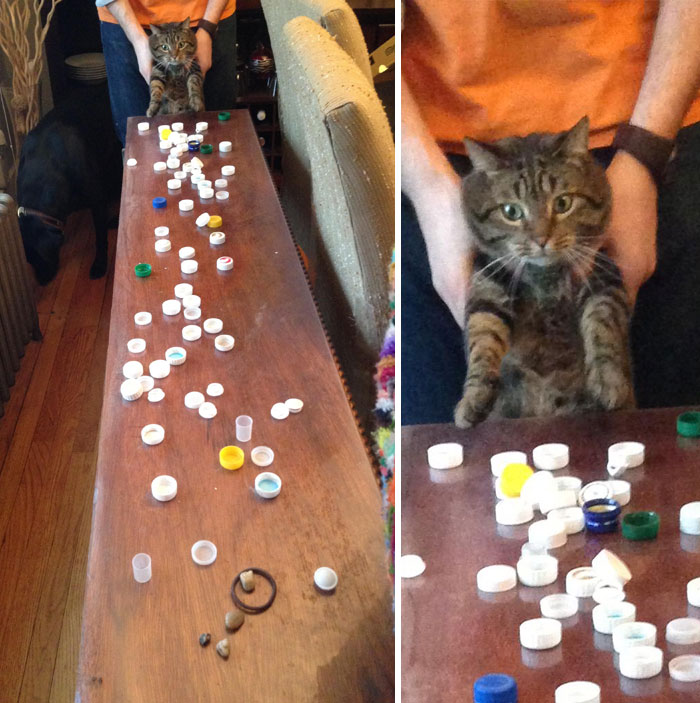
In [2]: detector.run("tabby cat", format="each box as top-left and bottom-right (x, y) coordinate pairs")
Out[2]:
(146, 18), (204, 117)
(454, 117), (634, 428)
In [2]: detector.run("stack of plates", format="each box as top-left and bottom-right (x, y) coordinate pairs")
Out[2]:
(65, 53), (107, 84)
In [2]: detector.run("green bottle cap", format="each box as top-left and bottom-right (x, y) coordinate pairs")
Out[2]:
(678, 411), (700, 437)
(218, 111), (231, 121)
(201, 144), (213, 154)
(622, 511), (660, 540)
(134, 263), (152, 278)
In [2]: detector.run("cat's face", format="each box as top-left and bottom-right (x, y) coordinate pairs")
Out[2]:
(149, 18), (197, 67)
(463, 117), (611, 271)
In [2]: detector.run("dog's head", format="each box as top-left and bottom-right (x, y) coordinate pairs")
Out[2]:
(19, 214), (64, 285)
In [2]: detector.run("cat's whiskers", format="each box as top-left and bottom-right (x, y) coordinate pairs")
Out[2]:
(476, 253), (518, 283)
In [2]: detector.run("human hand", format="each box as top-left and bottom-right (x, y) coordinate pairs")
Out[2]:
(603, 150), (658, 305)
(195, 29), (213, 76)
(133, 34), (152, 84)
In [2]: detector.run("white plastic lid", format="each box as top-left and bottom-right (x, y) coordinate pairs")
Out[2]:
(427, 442), (463, 470)
(148, 388), (165, 402)
(608, 441), (645, 468)
(126, 157), (137, 166)
(688, 577), (700, 606)
(592, 601), (636, 634)
(171, 121), (184, 131)
(179, 246), (195, 260)
(554, 681), (600, 703)
(206, 383), (224, 397)
(120, 378), (143, 401)
(153, 161), (166, 172)
(271, 402), (289, 420)
(251, 446), (275, 467)
(215, 178), (228, 188)
(157, 124), (171, 133)
(540, 594), (578, 620)
(553, 476), (583, 493)
(134, 311), (152, 326)
(127, 338), (146, 354)
(579, 481), (612, 505)
(592, 583), (626, 604)
(566, 567), (600, 598)
(182, 294), (201, 308)
(612, 622), (657, 653)
(155, 239), (172, 252)
(476, 564), (517, 593)
(137, 121), (149, 132)
(178, 199), (194, 211)
(180, 259), (198, 274)
(198, 402), (217, 419)
(184, 391), (205, 409)
(191, 540), (217, 566)
(399, 554), (426, 579)
(285, 398), (303, 413)
(199, 187), (215, 199)
(313, 566), (338, 590)
(214, 334), (234, 351)
(217, 256), (234, 271)
(528, 519), (567, 549)
(195, 121), (208, 133)
(210, 231), (226, 245)
(519, 618), (562, 650)
(183, 325), (202, 341)
(619, 645), (663, 679)
(666, 617), (700, 645)
(183, 307), (201, 321)
(490, 450), (527, 477)
(165, 346), (186, 365)
(495, 498), (533, 526)
(592, 549), (632, 589)
(122, 360), (143, 379)
(162, 299), (181, 315)
(141, 423), (165, 446)
(215, 190), (229, 201)
(203, 318), (223, 334)
(151, 475), (177, 502)
(539, 489), (578, 515)
(195, 212), (210, 227)
(137, 375), (154, 392)
(149, 360), (170, 379)
(605, 479), (631, 506)
(520, 470), (556, 510)
(221, 164), (236, 176)
(517, 555), (558, 587)
(174, 170), (187, 180)
(548, 507), (585, 535)
(167, 156), (180, 167)
(174, 283), (193, 298)
(167, 178), (181, 189)
(154, 226), (169, 237)
(669, 655), (700, 682)
(219, 140), (232, 152)
(532, 443), (570, 470)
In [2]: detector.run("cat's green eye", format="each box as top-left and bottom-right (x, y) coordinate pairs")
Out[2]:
(161, 44), (168, 51)
(553, 195), (573, 214)
(500, 203), (524, 221)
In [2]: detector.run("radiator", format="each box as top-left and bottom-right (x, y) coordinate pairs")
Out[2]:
(0, 193), (41, 416)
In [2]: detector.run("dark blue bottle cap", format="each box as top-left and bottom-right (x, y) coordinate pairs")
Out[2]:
(474, 673), (517, 703)
(152, 197), (167, 209)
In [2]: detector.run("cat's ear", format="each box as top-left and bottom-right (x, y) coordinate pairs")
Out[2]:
(464, 138), (502, 172)
(556, 116), (590, 157)
(180, 17), (191, 30)
(150, 24), (163, 35)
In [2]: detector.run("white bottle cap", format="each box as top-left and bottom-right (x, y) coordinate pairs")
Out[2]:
(181, 294), (200, 308)
(214, 333), (234, 351)
(137, 121), (149, 132)
(221, 164), (236, 176)
(127, 338), (146, 354)
(153, 161), (166, 172)
(521, 542), (548, 558)
(155, 239), (171, 253)
(174, 283), (193, 298)
(197, 179), (212, 190)
(540, 594), (578, 620)
(217, 256), (234, 271)
(198, 401), (217, 419)
(191, 539), (217, 565)
(519, 618), (562, 649)
(666, 618), (700, 644)
(427, 442), (464, 470)
(252, 446), (275, 467)
(182, 325), (202, 341)
(195, 212), (210, 227)
(179, 199), (194, 211)
(120, 378), (143, 401)
(182, 162), (193, 173)
(539, 489), (577, 515)
(592, 601), (636, 634)
(532, 443), (569, 470)
(149, 359), (170, 379)
(605, 479), (631, 506)
(167, 156), (180, 168)
(495, 498), (533, 525)
(619, 646), (663, 679)
(399, 555), (426, 579)
(134, 311), (152, 326)
(608, 441), (645, 469)
(215, 178), (228, 189)
(592, 549), (632, 589)
(174, 170), (187, 180)
(476, 564), (517, 593)
(592, 583), (626, 604)
(285, 398), (303, 413)
(158, 124), (171, 134)
(554, 681), (600, 703)
(579, 481), (613, 506)
(669, 655), (700, 682)
(553, 476), (582, 493)
(199, 187), (215, 199)
(190, 166), (202, 176)
(195, 121), (208, 133)
(548, 507), (585, 535)
(184, 391), (205, 409)
(191, 174), (204, 186)
(219, 140), (232, 152)
(162, 299), (181, 316)
(612, 622), (656, 653)
(179, 246), (195, 260)
(137, 375), (154, 392)
(187, 133), (204, 143)
(154, 225), (170, 237)
(688, 578), (700, 606)
(517, 554), (558, 587)
(165, 346), (187, 366)
(148, 388), (165, 402)
(181, 260), (198, 274)
(271, 402), (289, 420)
(528, 519), (567, 549)
(566, 567), (600, 598)
(489, 450), (527, 477)
(126, 157), (137, 166)
(520, 470), (556, 510)
(209, 231), (226, 245)
(680, 502), (700, 534)
(215, 190), (229, 201)
(141, 423), (165, 446)
(206, 383), (224, 397)
(184, 307), (201, 321)
(167, 178), (181, 189)
(171, 121), (184, 132)
(203, 318), (223, 334)
(150, 475), (177, 502)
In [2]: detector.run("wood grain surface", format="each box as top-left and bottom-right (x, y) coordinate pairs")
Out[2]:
(77, 112), (393, 702)
(402, 410), (700, 703)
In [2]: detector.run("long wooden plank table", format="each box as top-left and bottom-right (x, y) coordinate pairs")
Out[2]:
(77, 112), (393, 702)
(402, 409), (700, 702)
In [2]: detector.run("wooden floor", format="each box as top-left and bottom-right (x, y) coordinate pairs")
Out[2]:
(0, 211), (115, 703)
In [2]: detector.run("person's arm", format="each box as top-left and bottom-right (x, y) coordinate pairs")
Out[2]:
(402, 74), (473, 327)
(194, 0), (230, 76)
(605, 0), (700, 302)
(99, 0), (152, 83)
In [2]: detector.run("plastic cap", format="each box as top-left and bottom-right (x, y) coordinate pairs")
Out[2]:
(476, 565), (517, 593)
(532, 443), (569, 470)
(473, 674), (517, 703)
(500, 463), (534, 497)
(554, 681), (600, 703)
(427, 442), (463, 470)
(152, 197), (166, 209)
(490, 451), (527, 477)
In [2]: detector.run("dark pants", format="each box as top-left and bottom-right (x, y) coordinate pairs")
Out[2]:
(100, 14), (238, 145)
(401, 123), (700, 425)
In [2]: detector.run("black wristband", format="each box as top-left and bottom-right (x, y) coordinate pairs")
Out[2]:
(197, 19), (218, 40)
(611, 123), (674, 188)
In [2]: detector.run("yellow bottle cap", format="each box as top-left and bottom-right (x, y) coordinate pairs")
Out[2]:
(208, 215), (223, 228)
(219, 445), (244, 470)
(500, 463), (534, 497)
(161, 128), (172, 139)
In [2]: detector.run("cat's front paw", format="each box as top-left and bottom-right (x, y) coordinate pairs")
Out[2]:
(146, 104), (159, 118)
(454, 385), (496, 428)
(587, 363), (633, 410)
(190, 97), (205, 113)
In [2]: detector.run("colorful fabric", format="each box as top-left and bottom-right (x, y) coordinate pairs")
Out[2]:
(374, 250), (395, 581)
(97, 0), (236, 26)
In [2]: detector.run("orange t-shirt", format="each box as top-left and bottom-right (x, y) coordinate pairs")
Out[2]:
(98, 1), (236, 26)
(403, 0), (700, 152)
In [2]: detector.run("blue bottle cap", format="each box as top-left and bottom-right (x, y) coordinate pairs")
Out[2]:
(152, 197), (167, 209)
(474, 674), (517, 703)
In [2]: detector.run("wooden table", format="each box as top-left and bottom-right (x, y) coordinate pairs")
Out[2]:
(402, 409), (700, 702)
(77, 112), (393, 702)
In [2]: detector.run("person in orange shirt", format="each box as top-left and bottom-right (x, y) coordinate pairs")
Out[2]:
(401, 0), (700, 424)
(96, 0), (237, 143)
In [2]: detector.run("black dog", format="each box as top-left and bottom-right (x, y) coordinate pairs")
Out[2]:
(17, 85), (122, 284)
